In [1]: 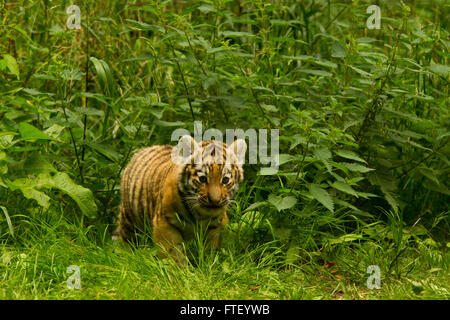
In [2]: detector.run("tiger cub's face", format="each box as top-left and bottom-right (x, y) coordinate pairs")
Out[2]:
(174, 135), (247, 217)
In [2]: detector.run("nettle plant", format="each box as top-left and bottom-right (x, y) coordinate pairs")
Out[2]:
(220, 1), (448, 246)
(0, 63), (99, 227)
(235, 105), (377, 248)
(0, 0), (448, 245)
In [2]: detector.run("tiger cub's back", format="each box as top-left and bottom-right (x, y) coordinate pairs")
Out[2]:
(118, 145), (175, 241)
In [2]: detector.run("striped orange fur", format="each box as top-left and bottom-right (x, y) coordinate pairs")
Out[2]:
(116, 135), (247, 264)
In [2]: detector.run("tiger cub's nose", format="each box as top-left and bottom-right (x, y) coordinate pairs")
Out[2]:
(207, 188), (222, 207)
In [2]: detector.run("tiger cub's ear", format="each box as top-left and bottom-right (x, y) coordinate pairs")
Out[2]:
(227, 139), (247, 166)
(172, 135), (201, 165)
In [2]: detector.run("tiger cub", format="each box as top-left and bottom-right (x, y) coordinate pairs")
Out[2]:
(117, 135), (247, 263)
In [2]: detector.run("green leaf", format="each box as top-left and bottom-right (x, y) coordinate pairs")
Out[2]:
(0, 134), (17, 149)
(332, 42), (346, 58)
(282, 55), (314, 61)
(0, 206), (14, 237)
(285, 245), (300, 264)
(51, 172), (98, 219)
(242, 202), (266, 213)
(31, 73), (57, 81)
(335, 150), (367, 163)
(273, 227), (292, 240)
(251, 86), (274, 93)
(341, 162), (374, 173)
(259, 167), (278, 175)
(356, 37), (377, 43)
(22, 88), (50, 96)
(2, 54), (20, 79)
(313, 59), (337, 69)
(89, 57), (115, 96)
(309, 184), (334, 212)
(327, 233), (364, 245)
(222, 31), (255, 38)
(417, 167), (440, 185)
(9, 177), (51, 208)
(368, 173), (400, 213)
(268, 194), (297, 211)
(73, 107), (105, 116)
(59, 68), (84, 81)
(279, 154), (296, 165)
(154, 120), (185, 127)
(19, 122), (55, 141)
(334, 199), (374, 218)
(298, 69), (333, 77)
(331, 181), (358, 197)
(314, 147), (332, 161)
(261, 104), (278, 112)
(44, 124), (65, 139)
(13, 25), (36, 44)
(49, 24), (65, 35)
(84, 141), (120, 163)
(329, 161), (349, 175)
(10, 172), (97, 218)
(348, 65), (372, 78)
(290, 134), (308, 150)
(77, 92), (108, 104)
(427, 64), (450, 77)
(197, 4), (217, 13)
(23, 153), (57, 175)
(382, 189), (399, 213)
(125, 19), (165, 33)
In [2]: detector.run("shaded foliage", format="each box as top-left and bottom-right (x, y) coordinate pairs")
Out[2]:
(0, 0), (448, 250)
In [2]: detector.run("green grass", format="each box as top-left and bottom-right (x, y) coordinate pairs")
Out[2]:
(1, 206), (448, 299)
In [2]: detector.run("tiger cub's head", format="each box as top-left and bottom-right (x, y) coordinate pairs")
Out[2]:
(173, 135), (247, 217)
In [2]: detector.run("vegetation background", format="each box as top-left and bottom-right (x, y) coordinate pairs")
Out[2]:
(0, 0), (448, 299)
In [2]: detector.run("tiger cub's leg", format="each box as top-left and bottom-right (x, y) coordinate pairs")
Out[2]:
(153, 217), (187, 266)
(206, 227), (223, 249)
(206, 213), (228, 249)
(116, 205), (137, 244)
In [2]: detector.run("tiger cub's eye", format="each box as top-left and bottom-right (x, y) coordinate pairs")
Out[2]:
(222, 177), (230, 184)
(199, 175), (208, 183)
